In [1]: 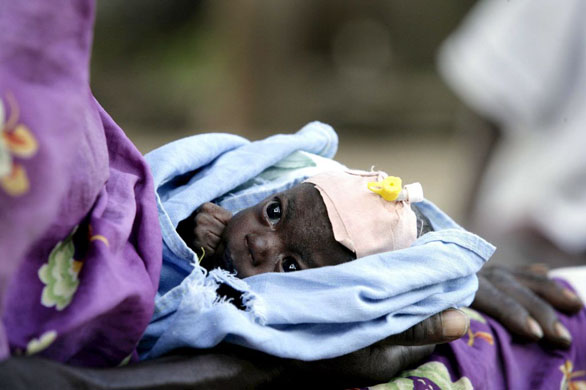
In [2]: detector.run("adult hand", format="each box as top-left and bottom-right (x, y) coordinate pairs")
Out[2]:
(0, 309), (469, 390)
(472, 265), (583, 348)
(286, 308), (469, 388)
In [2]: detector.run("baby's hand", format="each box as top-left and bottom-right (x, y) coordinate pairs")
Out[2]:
(178, 202), (232, 258)
(192, 202), (232, 258)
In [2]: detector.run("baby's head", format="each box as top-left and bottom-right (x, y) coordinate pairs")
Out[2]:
(215, 182), (354, 278)
(214, 170), (423, 278)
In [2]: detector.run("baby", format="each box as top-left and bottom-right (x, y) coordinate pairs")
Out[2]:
(143, 133), (492, 363)
(177, 169), (431, 278)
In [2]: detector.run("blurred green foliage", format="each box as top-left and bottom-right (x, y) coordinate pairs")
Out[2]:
(91, 1), (475, 139)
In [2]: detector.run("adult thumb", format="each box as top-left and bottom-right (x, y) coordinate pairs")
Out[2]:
(386, 308), (470, 346)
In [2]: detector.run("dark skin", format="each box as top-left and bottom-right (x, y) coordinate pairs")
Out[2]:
(474, 264), (582, 348)
(1, 267), (582, 389)
(3, 186), (581, 389)
(1, 202), (583, 389)
(0, 314), (468, 390)
(177, 183), (355, 278)
(2, 4), (580, 387)
(179, 182), (584, 348)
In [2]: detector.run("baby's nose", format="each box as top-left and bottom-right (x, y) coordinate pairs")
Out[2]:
(245, 233), (280, 273)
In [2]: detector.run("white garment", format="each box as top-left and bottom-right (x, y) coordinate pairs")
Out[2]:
(550, 267), (586, 303)
(439, 0), (586, 253)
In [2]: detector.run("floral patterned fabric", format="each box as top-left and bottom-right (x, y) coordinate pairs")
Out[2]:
(3, 2), (586, 386)
(0, 0), (162, 366)
(367, 282), (586, 390)
(0, 92), (38, 196)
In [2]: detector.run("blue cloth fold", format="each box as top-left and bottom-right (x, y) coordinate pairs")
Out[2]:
(139, 122), (495, 361)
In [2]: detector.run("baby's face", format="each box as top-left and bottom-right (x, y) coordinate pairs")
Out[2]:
(216, 183), (355, 278)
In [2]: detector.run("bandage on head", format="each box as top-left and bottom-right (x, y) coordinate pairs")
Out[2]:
(304, 170), (424, 258)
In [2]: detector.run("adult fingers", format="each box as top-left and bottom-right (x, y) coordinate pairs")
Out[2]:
(355, 344), (436, 386)
(472, 275), (540, 340)
(296, 344), (435, 388)
(484, 268), (572, 348)
(299, 311), (465, 387)
(512, 267), (583, 314)
(386, 309), (469, 346)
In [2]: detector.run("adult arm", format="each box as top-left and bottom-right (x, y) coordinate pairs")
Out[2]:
(2, 267), (581, 389)
(0, 309), (469, 390)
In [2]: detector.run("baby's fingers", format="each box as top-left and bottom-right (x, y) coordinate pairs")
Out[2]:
(198, 202), (232, 225)
(194, 211), (228, 237)
(195, 229), (222, 257)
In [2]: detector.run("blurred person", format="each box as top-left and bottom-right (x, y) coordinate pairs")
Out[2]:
(439, 0), (586, 271)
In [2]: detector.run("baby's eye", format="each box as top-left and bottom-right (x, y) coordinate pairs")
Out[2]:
(265, 199), (282, 225)
(282, 257), (299, 272)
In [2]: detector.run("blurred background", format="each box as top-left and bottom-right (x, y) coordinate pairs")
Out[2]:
(90, 1), (586, 268)
(91, 0), (477, 221)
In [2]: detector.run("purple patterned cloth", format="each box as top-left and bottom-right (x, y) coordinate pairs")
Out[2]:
(3, 3), (586, 388)
(0, 0), (161, 366)
(368, 280), (586, 390)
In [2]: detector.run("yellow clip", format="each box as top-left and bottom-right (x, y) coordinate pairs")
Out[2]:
(367, 176), (402, 201)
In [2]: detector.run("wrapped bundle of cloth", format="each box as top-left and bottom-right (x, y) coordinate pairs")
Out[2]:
(139, 122), (495, 361)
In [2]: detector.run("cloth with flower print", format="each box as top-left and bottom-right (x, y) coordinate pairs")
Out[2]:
(368, 280), (586, 390)
(0, 0), (162, 366)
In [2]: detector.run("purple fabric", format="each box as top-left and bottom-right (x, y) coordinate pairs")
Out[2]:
(0, 0), (161, 366)
(2, 1), (586, 385)
(430, 310), (586, 389)
(367, 279), (586, 389)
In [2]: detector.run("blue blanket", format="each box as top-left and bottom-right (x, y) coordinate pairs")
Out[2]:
(139, 122), (495, 361)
